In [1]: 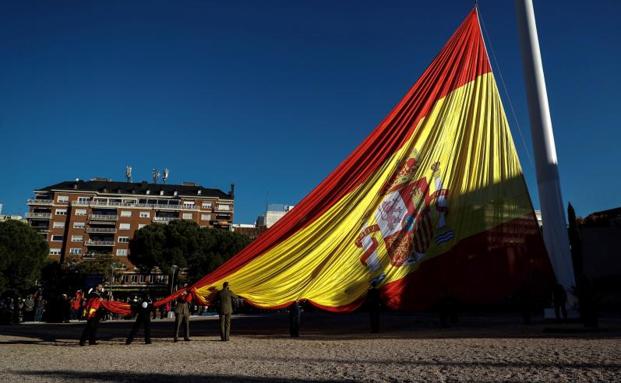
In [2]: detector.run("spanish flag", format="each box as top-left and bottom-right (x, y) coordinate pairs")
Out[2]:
(193, 9), (553, 311)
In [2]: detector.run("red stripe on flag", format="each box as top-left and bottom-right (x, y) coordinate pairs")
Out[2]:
(192, 10), (492, 289)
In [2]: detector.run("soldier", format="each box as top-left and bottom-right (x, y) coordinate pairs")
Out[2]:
(174, 289), (191, 342)
(216, 282), (238, 341)
(126, 294), (153, 345)
(79, 284), (105, 346)
(367, 282), (381, 333)
(552, 283), (568, 322)
(289, 300), (302, 337)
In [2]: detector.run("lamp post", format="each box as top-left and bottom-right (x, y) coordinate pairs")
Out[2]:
(170, 265), (179, 295)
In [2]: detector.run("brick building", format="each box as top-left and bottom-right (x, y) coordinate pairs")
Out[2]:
(26, 178), (234, 271)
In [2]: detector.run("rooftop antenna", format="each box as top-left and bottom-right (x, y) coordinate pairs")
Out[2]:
(125, 165), (133, 183)
(162, 168), (169, 184)
(152, 168), (160, 184)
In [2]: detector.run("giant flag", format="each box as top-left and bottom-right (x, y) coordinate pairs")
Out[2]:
(192, 9), (554, 311)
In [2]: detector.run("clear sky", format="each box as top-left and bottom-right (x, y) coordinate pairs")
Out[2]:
(0, 0), (619, 223)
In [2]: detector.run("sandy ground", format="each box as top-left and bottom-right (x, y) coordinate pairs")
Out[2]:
(1, 312), (620, 382)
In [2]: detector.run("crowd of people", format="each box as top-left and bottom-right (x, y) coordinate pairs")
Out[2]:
(3, 281), (571, 346)
(0, 291), (47, 324)
(1, 281), (410, 344)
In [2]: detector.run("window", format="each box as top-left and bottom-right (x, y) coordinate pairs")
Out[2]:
(69, 248), (82, 255)
(138, 224), (146, 229)
(120, 210), (132, 217)
(182, 213), (193, 220)
(49, 248), (61, 255)
(57, 195), (69, 203)
(202, 202), (212, 209)
(183, 201), (195, 208)
(116, 249), (128, 256)
(71, 235), (83, 242)
(201, 214), (211, 221)
(55, 208), (67, 216)
(77, 197), (90, 203)
(217, 204), (230, 211)
(75, 209), (87, 216)
(139, 211), (150, 218)
(53, 221), (65, 229)
(73, 222), (85, 229)
(119, 223), (131, 230)
(118, 236), (129, 243)
(51, 235), (63, 242)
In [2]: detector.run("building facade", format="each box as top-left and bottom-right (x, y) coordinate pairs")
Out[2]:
(256, 203), (295, 229)
(231, 223), (266, 240)
(26, 179), (234, 266)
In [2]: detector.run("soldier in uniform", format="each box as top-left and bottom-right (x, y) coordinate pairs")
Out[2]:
(367, 282), (381, 333)
(174, 289), (191, 342)
(79, 284), (105, 346)
(552, 283), (568, 322)
(289, 300), (302, 337)
(126, 294), (153, 345)
(216, 282), (238, 341)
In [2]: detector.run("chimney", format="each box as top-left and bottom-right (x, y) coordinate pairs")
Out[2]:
(229, 183), (235, 199)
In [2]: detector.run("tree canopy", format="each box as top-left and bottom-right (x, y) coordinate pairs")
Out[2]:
(129, 221), (252, 283)
(0, 220), (48, 295)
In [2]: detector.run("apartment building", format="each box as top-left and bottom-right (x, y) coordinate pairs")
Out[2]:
(26, 178), (234, 266)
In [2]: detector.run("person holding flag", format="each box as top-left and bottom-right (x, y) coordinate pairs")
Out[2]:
(79, 284), (105, 346)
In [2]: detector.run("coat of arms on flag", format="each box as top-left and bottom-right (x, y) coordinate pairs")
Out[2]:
(356, 155), (455, 276)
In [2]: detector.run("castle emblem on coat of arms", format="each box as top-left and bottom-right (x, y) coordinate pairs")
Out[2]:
(356, 155), (454, 276)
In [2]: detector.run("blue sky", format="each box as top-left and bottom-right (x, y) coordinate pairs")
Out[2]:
(0, 0), (619, 223)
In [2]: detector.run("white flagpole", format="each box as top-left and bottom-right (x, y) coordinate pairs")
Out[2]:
(515, 0), (575, 295)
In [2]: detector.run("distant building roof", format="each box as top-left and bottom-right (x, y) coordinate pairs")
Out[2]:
(266, 203), (294, 212)
(37, 180), (232, 199)
(583, 206), (621, 227)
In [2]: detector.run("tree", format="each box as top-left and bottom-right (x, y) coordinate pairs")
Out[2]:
(0, 220), (48, 296)
(129, 223), (168, 272)
(186, 228), (252, 282)
(129, 221), (252, 283)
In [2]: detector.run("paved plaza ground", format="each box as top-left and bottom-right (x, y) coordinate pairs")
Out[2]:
(1, 312), (620, 382)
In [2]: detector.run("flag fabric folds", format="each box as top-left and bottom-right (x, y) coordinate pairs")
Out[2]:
(188, 9), (554, 311)
(189, 9), (553, 311)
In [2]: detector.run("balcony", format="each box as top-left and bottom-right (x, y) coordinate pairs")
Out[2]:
(26, 212), (52, 219)
(153, 216), (179, 223)
(27, 199), (53, 206)
(71, 199), (200, 211)
(108, 272), (170, 287)
(91, 200), (124, 207)
(86, 227), (117, 234)
(85, 240), (115, 247)
(89, 214), (118, 221)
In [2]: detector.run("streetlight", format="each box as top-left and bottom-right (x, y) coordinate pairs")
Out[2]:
(170, 265), (179, 295)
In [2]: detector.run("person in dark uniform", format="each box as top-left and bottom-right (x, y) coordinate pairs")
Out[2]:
(79, 284), (105, 346)
(126, 294), (153, 345)
(174, 289), (191, 342)
(367, 282), (381, 333)
(289, 300), (302, 337)
(216, 282), (237, 341)
(552, 283), (568, 322)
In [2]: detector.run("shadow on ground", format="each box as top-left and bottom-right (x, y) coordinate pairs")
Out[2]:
(1, 311), (620, 345)
(14, 370), (345, 383)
